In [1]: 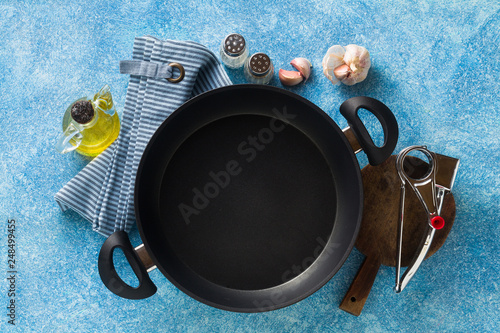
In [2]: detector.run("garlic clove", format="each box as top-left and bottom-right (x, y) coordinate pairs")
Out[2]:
(290, 57), (312, 81)
(322, 44), (371, 85)
(323, 67), (337, 84)
(322, 45), (345, 70)
(333, 64), (350, 81)
(341, 44), (371, 85)
(322, 45), (345, 64)
(322, 45), (346, 85)
(279, 69), (304, 86)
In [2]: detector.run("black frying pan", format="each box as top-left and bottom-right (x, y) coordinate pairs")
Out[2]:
(98, 84), (398, 312)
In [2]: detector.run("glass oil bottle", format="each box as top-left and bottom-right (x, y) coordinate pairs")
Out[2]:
(56, 85), (120, 157)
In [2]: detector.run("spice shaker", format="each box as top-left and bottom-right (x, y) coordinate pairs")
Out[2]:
(244, 52), (274, 84)
(219, 33), (249, 69)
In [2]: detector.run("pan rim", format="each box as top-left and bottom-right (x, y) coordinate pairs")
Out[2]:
(134, 84), (363, 312)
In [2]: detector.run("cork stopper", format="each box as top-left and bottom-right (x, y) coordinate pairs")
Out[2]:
(71, 100), (94, 124)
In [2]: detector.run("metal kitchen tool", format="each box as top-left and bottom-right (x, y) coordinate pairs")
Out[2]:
(394, 146), (459, 293)
(339, 155), (456, 316)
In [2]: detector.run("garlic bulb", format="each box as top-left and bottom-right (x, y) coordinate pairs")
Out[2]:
(322, 44), (371, 85)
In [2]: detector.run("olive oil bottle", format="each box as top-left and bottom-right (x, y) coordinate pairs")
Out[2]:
(57, 85), (120, 157)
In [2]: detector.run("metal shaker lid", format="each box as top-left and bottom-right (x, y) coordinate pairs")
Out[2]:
(223, 33), (246, 57)
(248, 53), (272, 77)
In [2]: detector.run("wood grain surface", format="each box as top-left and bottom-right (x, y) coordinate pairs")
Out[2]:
(339, 155), (456, 316)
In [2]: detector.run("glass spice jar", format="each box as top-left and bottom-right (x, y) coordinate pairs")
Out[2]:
(244, 52), (274, 84)
(219, 33), (249, 69)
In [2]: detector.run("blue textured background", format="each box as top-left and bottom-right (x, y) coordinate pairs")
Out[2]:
(1, 0), (499, 332)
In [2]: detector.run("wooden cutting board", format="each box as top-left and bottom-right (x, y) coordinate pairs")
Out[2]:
(339, 155), (456, 316)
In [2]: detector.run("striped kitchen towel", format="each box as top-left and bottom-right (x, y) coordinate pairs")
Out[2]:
(54, 36), (232, 236)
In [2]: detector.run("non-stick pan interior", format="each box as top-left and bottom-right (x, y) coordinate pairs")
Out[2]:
(159, 114), (336, 290)
(136, 85), (362, 311)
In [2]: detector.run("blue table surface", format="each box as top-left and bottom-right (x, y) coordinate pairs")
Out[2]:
(1, 0), (499, 332)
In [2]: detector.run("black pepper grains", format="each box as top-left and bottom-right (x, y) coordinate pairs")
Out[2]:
(70, 100), (94, 124)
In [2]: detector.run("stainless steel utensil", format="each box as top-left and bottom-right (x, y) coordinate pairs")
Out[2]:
(394, 146), (459, 293)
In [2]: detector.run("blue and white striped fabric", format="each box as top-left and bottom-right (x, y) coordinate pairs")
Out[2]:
(55, 36), (232, 236)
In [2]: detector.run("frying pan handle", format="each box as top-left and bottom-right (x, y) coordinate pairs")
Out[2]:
(98, 231), (157, 300)
(340, 96), (399, 166)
